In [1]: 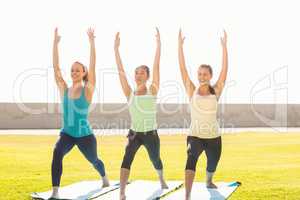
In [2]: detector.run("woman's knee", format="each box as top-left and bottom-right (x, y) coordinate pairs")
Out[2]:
(185, 154), (198, 171)
(206, 157), (220, 172)
(53, 146), (64, 160)
(91, 158), (104, 167)
(121, 151), (135, 169)
(206, 164), (217, 173)
(89, 158), (106, 177)
(151, 157), (163, 170)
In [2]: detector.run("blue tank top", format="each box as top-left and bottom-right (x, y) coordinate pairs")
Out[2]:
(61, 87), (93, 137)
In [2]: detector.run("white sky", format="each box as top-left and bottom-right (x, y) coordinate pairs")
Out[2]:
(0, 0), (299, 104)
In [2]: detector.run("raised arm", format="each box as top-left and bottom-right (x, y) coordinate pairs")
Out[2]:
(150, 27), (161, 95)
(53, 28), (67, 98)
(114, 32), (132, 98)
(213, 30), (228, 99)
(178, 29), (195, 99)
(85, 28), (96, 102)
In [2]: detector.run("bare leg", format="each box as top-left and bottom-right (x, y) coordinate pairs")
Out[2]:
(102, 175), (110, 188)
(206, 171), (217, 189)
(120, 168), (130, 200)
(156, 169), (168, 189)
(185, 169), (195, 200)
(50, 186), (59, 199)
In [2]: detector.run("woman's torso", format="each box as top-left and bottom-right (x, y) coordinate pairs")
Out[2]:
(128, 88), (157, 132)
(189, 87), (220, 139)
(61, 87), (93, 137)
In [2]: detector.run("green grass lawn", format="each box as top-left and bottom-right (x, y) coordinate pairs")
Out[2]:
(0, 132), (300, 200)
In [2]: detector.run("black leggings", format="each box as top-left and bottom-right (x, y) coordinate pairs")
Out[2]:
(121, 129), (163, 170)
(51, 132), (106, 186)
(185, 136), (222, 173)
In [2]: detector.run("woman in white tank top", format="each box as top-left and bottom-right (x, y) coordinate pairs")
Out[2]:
(178, 29), (228, 200)
(189, 89), (220, 139)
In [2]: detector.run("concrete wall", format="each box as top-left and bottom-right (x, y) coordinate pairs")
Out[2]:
(0, 103), (299, 129)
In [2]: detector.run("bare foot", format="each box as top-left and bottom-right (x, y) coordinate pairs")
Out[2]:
(48, 195), (59, 199)
(120, 194), (126, 200)
(206, 182), (218, 189)
(102, 182), (109, 188)
(161, 180), (169, 189)
(49, 188), (59, 199)
(185, 196), (191, 200)
(102, 176), (110, 188)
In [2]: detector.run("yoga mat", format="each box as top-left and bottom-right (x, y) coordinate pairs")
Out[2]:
(31, 180), (121, 200)
(97, 180), (183, 200)
(163, 181), (241, 200)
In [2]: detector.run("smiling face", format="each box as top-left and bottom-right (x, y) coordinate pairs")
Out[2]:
(197, 64), (213, 85)
(135, 65), (149, 85)
(71, 62), (86, 83)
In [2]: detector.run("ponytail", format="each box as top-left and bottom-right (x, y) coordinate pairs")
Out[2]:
(208, 85), (216, 95)
(83, 66), (88, 84)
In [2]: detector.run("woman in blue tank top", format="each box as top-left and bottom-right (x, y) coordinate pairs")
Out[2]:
(49, 28), (109, 200)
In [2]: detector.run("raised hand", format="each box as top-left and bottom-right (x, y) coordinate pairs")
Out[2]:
(54, 28), (61, 44)
(220, 30), (227, 47)
(178, 29), (185, 47)
(178, 28), (195, 99)
(85, 27), (96, 102)
(155, 27), (161, 46)
(87, 27), (95, 43)
(53, 27), (67, 97)
(150, 27), (161, 95)
(214, 29), (228, 100)
(114, 32), (131, 98)
(114, 32), (120, 50)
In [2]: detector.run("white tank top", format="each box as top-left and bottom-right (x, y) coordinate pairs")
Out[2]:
(188, 89), (220, 138)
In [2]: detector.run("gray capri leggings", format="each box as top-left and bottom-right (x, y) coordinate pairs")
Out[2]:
(185, 136), (222, 172)
(121, 129), (163, 170)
